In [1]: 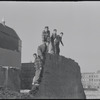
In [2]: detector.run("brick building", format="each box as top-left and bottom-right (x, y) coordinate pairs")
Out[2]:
(81, 70), (100, 89)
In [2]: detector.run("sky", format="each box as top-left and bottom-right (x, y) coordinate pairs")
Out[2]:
(0, 1), (100, 72)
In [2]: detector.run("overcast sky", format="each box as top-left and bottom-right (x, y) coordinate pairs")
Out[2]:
(0, 1), (100, 72)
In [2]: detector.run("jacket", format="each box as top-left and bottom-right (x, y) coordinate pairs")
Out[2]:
(34, 57), (43, 70)
(42, 30), (50, 42)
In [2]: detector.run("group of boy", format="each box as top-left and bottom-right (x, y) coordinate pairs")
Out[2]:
(42, 26), (64, 55)
(30, 26), (64, 94)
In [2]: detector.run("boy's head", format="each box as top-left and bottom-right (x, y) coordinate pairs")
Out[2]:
(33, 53), (37, 59)
(60, 32), (63, 37)
(53, 29), (57, 34)
(44, 26), (49, 32)
(52, 29), (57, 37)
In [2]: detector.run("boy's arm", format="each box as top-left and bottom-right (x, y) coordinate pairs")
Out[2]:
(60, 38), (64, 46)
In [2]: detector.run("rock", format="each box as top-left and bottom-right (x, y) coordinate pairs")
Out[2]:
(34, 53), (86, 99)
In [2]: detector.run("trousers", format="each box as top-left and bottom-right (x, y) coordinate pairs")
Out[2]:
(32, 68), (42, 84)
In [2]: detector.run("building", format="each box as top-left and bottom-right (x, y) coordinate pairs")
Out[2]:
(0, 20), (22, 91)
(0, 22), (22, 68)
(81, 70), (100, 89)
(21, 63), (35, 89)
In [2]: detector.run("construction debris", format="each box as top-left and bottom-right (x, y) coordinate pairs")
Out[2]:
(0, 87), (34, 99)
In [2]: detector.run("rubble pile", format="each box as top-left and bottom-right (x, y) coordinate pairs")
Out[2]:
(0, 87), (34, 99)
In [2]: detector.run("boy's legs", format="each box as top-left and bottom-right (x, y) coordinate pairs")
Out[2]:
(50, 43), (55, 54)
(30, 68), (42, 94)
(32, 68), (42, 85)
(55, 44), (60, 55)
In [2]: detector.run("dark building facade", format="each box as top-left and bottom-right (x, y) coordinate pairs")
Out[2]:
(21, 63), (35, 89)
(0, 23), (21, 68)
(0, 23), (20, 52)
(0, 23), (21, 92)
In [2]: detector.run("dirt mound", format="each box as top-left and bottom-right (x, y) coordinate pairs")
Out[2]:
(33, 53), (86, 99)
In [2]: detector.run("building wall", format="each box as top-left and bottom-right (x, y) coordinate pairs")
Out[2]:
(81, 71), (100, 89)
(0, 45), (21, 69)
(0, 23), (21, 91)
(0, 23), (21, 52)
(0, 23), (21, 69)
(20, 63), (35, 89)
